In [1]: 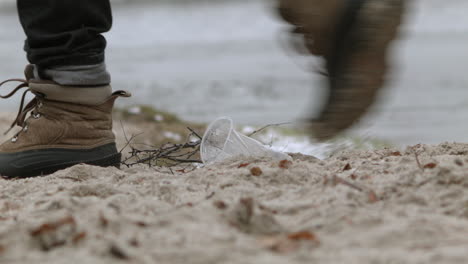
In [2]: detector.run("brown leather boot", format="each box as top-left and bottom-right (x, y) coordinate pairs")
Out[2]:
(0, 66), (130, 177)
(278, 0), (343, 57)
(277, 0), (405, 140)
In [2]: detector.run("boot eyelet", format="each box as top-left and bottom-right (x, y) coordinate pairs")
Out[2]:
(37, 102), (44, 108)
(23, 125), (29, 132)
(33, 113), (41, 119)
(11, 137), (18, 143)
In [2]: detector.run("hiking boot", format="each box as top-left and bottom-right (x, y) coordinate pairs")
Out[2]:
(277, 0), (406, 140)
(278, 0), (343, 56)
(0, 65), (130, 177)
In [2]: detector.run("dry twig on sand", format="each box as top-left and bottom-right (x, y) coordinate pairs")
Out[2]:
(120, 121), (289, 171)
(120, 127), (203, 170)
(248, 122), (291, 137)
(328, 175), (379, 203)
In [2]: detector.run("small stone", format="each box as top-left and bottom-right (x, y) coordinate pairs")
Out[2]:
(454, 159), (464, 167)
(109, 244), (129, 260)
(279, 160), (293, 169)
(250, 167), (263, 176)
(214, 200), (228, 210)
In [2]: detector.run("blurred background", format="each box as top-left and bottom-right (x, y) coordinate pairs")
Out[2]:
(0, 0), (467, 146)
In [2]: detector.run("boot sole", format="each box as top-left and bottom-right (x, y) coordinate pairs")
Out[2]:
(0, 143), (121, 178)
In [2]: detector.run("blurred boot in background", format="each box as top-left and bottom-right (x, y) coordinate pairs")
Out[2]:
(277, 0), (406, 140)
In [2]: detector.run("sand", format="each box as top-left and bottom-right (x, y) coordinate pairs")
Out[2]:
(0, 110), (467, 263)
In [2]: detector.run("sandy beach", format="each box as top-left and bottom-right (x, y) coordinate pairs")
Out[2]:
(0, 0), (467, 263)
(0, 111), (467, 264)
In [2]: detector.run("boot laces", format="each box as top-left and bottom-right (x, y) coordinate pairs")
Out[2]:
(0, 78), (44, 142)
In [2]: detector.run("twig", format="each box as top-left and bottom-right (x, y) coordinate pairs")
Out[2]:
(119, 120), (144, 153)
(121, 127), (203, 170)
(187, 127), (202, 140)
(333, 175), (365, 192)
(332, 175), (379, 203)
(205, 192), (216, 200)
(414, 152), (423, 171)
(120, 133), (144, 154)
(248, 122), (291, 137)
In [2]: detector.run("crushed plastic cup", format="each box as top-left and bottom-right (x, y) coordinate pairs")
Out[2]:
(200, 117), (292, 165)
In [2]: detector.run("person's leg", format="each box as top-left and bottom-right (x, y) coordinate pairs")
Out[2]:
(17, 0), (112, 85)
(0, 0), (130, 177)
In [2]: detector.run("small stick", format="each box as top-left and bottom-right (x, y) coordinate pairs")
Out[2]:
(248, 122), (291, 137)
(333, 175), (379, 203)
(121, 127), (203, 169)
(206, 192), (216, 200)
(118, 120), (144, 153)
(414, 152), (423, 171)
(187, 127), (203, 140)
(333, 175), (365, 192)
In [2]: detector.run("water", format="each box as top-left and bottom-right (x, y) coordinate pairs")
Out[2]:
(1, 0), (467, 146)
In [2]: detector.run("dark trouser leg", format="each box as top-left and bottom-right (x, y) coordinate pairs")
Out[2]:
(17, 0), (113, 85)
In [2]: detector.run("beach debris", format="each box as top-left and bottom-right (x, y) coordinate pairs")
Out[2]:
(247, 122), (291, 137)
(206, 192), (216, 200)
(121, 127), (203, 169)
(258, 230), (319, 254)
(258, 235), (297, 254)
(129, 238), (140, 248)
(121, 118), (291, 170)
(134, 221), (148, 228)
(109, 244), (130, 260)
(238, 163), (250, 168)
(423, 163), (437, 169)
(410, 146), (437, 171)
(201, 117), (291, 165)
(250, 167), (263, 176)
(30, 216), (79, 251)
(412, 147), (438, 170)
(279, 160), (293, 169)
(258, 204), (278, 215)
(287, 231), (317, 241)
(99, 212), (109, 228)
(72, 232), (87, 244)
(367, 191), (379, 204)
(329, 175), (379, 204)
(413, 152), (423, 170)
(214, 200), (228, 210)
(343, 163), (352, 171)
(220, 183), (234, 189)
